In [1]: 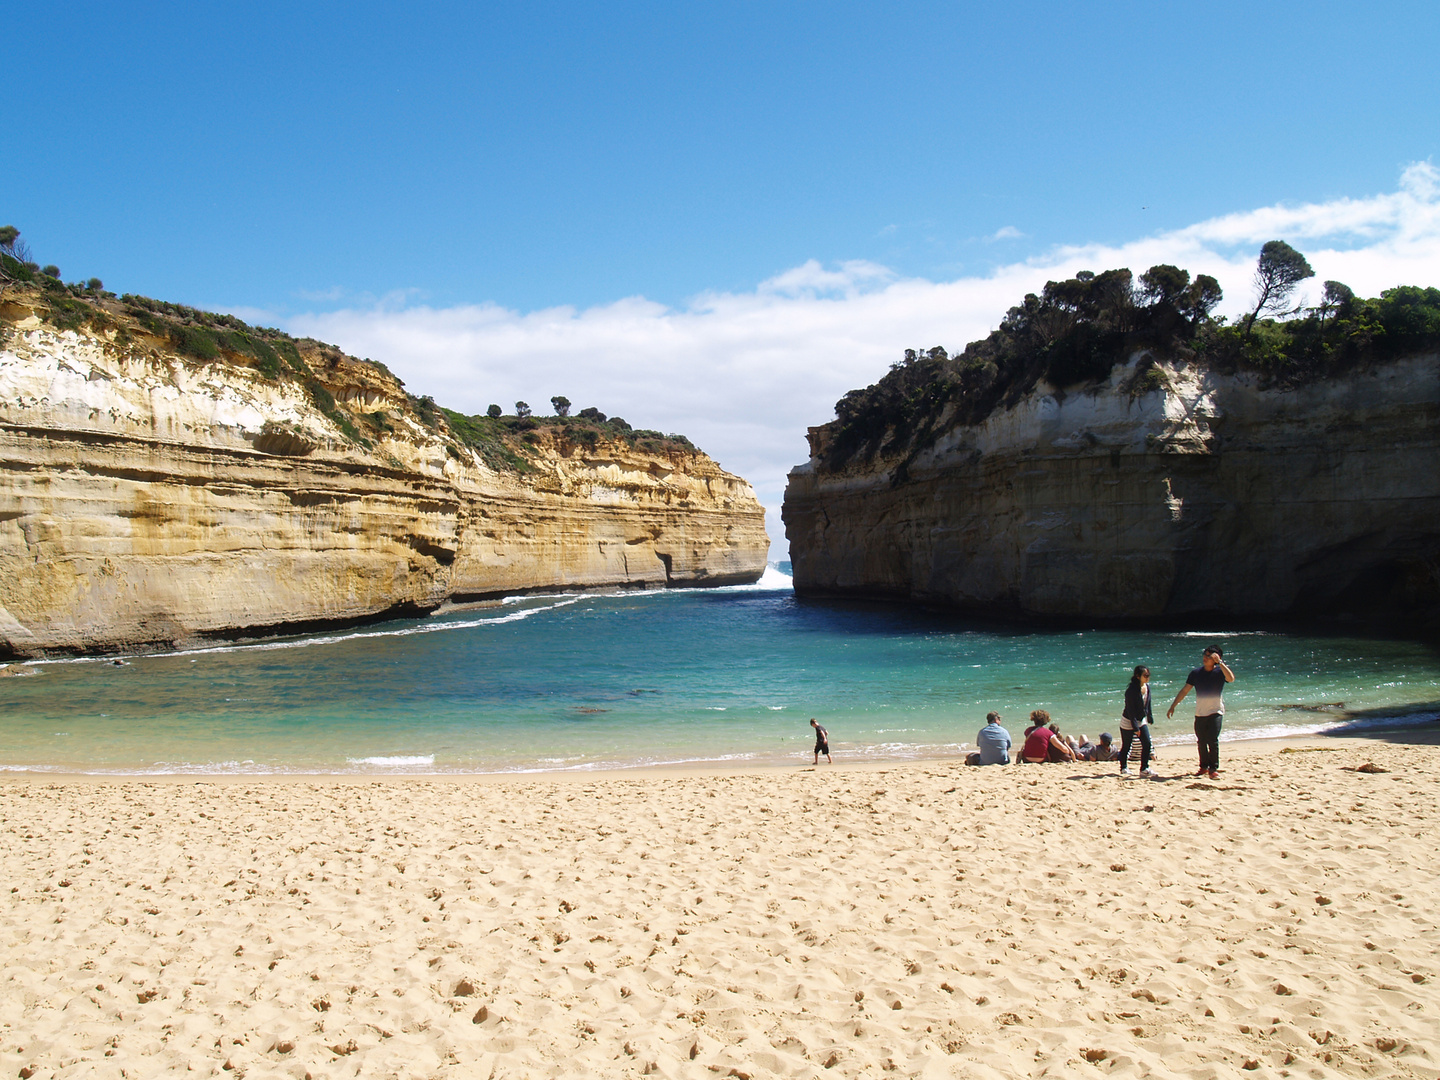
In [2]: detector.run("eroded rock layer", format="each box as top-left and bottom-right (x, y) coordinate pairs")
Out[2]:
(0, 320), (767, 657)
(783, 354), (1440, 625)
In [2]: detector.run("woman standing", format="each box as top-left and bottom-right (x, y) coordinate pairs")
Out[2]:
(1119, 665), (1157, 779)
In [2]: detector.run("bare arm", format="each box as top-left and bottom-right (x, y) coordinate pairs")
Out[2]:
(1166, 683), (1193, 719)
(1216, 659), (1235, 683)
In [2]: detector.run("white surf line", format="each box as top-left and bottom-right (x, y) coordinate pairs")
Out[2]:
(20, 569), (794, 670)
(1167, 630), (1279, 638)
(346, 755), (436, 767)
(25, 596), (585, 665)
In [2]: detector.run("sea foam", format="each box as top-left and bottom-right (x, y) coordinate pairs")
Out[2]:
(348, 755), (436, 767)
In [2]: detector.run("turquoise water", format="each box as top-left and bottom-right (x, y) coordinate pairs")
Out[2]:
(2, 566), (1438, 775)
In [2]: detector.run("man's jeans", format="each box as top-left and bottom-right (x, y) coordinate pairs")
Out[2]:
(1194, 713), (1224, 771)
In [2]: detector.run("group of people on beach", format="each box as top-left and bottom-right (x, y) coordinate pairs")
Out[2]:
(807, 646), (1235, 778)
(967, 646), (1235, 778)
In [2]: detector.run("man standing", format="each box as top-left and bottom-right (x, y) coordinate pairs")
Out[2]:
(810, 718), (832, 765)
(973, 711), (1012, 765)
(1166, 646), (1235, 779)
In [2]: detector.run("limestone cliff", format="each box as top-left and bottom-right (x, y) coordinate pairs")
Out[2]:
(784, 353), (1440, 625)
(0, 290), (767, 657)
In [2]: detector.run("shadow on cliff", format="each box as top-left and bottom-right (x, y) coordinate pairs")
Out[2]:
(784, 589), (1440, 646)
(776, 595), (1064, 639)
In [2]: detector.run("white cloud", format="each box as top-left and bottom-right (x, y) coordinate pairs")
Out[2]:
(988, 225), (1024, 241)
(753, 259), (895, 297)
(284, 163), (1440, 558)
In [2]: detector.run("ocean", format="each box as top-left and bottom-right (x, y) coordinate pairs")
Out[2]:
(2, 565), (1437, 775)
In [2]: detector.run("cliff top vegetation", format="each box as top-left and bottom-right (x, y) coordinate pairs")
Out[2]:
(0, 228), (700, 471)
(820, 242), (1440, 473)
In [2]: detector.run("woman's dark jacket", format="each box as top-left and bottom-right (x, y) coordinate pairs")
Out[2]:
(1123, 680), (1154, 725)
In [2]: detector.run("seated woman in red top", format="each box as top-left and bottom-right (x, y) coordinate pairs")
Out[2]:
(1020, 710), (1076, 763)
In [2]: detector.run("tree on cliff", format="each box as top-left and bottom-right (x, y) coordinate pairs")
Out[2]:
(551, 395), (571, 417)
(1183, 274), (1223, 329)
(0, 226), (26, 296)
(487, 404), (502, 418)
(1314, 280), (1355, 330)
(1244, 241), (1314, 335)
(1137, 264), (1190, 309)
(1138, 264), (1223, 333)
(515, 401), (531, 418)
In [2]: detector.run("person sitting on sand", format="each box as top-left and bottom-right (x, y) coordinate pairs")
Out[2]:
(1047, 722), (1079, 762)
(1020, 711), (1076, 763)
(1081, 732), (1117, 761)
(810, 718), (832, 765)
(968, 711), (1012, 765)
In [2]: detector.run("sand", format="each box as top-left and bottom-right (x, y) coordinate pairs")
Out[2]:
(2, 735), (1438, 1079)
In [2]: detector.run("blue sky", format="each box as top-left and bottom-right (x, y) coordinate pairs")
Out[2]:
(6, 2), (1440, 551)
(8, 1), (1438, 313)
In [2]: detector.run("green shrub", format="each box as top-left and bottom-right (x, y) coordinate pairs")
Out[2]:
(167, 323), (220, 361)
(305, 378), (336, 414)
(440, 407), (533, 473)
(1, 252), (33, 282)
(361, 356), (399, 382)
(1127, 361), (1169, 397)
(43, 299), (87, 332)
(275, 339), (308, 374)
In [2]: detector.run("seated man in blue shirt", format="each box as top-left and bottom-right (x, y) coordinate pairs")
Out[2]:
(969, 711), (1012, 765)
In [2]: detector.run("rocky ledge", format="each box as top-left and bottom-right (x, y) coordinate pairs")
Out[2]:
(783, 353), (1440, 626)
(0, 302), (767, 657)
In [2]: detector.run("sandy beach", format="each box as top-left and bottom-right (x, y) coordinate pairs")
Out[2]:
(2, 734), (1437, 1079)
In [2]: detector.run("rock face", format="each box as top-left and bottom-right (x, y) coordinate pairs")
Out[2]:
(0, 319), (767, 657)
(784, 353), (1440, 625)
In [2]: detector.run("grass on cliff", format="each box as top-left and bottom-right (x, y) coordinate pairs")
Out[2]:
(441, 407), (699, 474)
(0, 257), (370, 444)
(2, 239), (710, 468)
(821, 257), (1440, 474)
(440, 410), (536, 473)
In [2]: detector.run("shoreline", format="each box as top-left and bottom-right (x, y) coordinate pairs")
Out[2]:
(4, 722), (1437, 785)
